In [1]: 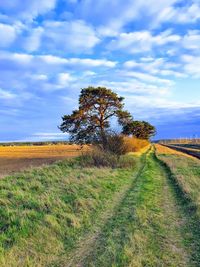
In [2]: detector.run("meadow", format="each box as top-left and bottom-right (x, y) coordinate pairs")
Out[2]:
(0, 142), (200, 266)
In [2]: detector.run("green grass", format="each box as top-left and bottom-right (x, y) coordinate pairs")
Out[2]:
(0, 157), (139, 266)
(77, 149), (190, 267)
(156, 150), (200, 265)
(156, 151), (200, 213)
(1, 147), (200, 267)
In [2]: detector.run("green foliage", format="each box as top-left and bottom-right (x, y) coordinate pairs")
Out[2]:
(122, 120), (156, 139)
(59, 87), (132, 146)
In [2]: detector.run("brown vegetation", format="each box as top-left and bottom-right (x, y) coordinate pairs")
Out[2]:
(123, 136), (149, 152)
(0, 144), (84, 158)
(0, 144), (86, 177)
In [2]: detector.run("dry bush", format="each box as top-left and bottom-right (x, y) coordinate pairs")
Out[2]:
(80, 134), (145, 168)
(104, 133), (129, 156)
(80, 146), (135, 169)
(80, 147), (118, 168)
(123, 137), (149, 152)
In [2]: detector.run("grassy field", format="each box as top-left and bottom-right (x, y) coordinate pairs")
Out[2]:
(0, 152), (141, 266)
(0, 144), (200, 266)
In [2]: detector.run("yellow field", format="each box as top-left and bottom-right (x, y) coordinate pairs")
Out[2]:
(0, 144), (87, 177)
(155, 144), (197, 160)
(0, 144), (85, 159)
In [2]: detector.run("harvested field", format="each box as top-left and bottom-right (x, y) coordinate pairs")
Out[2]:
(155, 144), (196, 159)
(164, 144), (200, 159)
(0, 144), (86, 177)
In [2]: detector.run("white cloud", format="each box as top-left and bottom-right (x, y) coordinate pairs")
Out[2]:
(33, 132), (67, 137)
(24, 27), (44, 52)
(40, 55), (117, 67)
(37, 20), (100, 53)
(18, 132), (68, 142)
(123, 58), (185, 77)
(0, 0), (57, 21)
(0, 23), (16, 47)
(97, 79), (169, 96)
(31, 74), (48, 81)
(77, 0), (178, 33)
(123, 71), (173, 86)
(182, 55), (200, 77)
(39, 55), (68, 65)
(108, 30), (181, 53)
(125, 95), (200, 110)
(0, 88), (17, 100)
(67, 58), (117, 67)
(182, 30), (200, 50)
(159, 69), (186, 78)
(0, 51), (117, 68)
(156, 2), (200, 25)
(57, 72), (75, 87)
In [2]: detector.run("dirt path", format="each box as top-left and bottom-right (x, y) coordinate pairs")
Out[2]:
(51, 151), (148, 267)
(54, 149), (200, 267)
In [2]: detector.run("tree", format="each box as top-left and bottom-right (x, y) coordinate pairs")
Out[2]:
(59, 87), (131, 147)
(122, 120), (156, 140)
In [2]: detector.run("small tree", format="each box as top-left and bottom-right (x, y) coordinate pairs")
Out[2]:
(122, 120), (156, 140)
(59, 87), (131, 147)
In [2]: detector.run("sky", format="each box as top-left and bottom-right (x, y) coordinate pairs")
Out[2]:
(0, 0), (200, 142)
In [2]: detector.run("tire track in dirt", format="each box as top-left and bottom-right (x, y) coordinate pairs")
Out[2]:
(51, 150), (149, 267)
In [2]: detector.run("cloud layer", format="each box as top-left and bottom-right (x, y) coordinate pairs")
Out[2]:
(0, 0), (200, 141)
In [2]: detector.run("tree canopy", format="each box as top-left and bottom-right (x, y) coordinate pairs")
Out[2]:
(122, 120), (156, 139)
(59, 87), (132, 146)
(60, 86), (156, 144)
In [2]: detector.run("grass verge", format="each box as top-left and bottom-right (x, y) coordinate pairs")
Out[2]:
(79, 148), (189, 267)
(0, 156), (138, 266)
(155, 145), (200, 265)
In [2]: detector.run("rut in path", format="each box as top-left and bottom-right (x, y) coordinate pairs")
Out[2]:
(52, 151), (148, 267)
(80, 150), (191, 267)
(55, 149), (200, 267)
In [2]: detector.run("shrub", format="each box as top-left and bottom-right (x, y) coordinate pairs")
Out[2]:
(104, 133), (129, 156)
(80, 147), (135, 169)
(80, 147), (118, 168)
(79, 134), (145, 169)
(123, 137), (149, 152)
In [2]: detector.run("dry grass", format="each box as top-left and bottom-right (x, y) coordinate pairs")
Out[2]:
(123, 137), (149, 153)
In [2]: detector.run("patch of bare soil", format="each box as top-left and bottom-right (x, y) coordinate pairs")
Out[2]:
(0, 157), (66, 178)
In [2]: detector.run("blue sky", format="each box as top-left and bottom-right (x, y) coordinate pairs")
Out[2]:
(0, 0), (200, 142)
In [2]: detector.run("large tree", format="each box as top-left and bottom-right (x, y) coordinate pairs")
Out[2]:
(59, 87), (132, 147)
(122, 120), (156, 140)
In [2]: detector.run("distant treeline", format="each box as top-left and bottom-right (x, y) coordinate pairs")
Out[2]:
(156, 138), (200, 145)
(0, 141), (72, 146)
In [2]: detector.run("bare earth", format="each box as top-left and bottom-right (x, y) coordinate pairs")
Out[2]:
(0, 144), (84, 178)
(0, 157), (66, 178)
